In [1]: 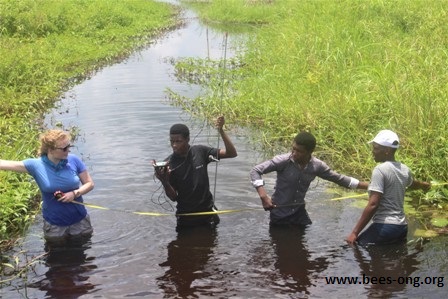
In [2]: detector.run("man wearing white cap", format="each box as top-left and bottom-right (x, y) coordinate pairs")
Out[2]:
(346, 130), (430, 246)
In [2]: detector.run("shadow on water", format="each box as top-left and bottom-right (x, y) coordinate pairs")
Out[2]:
(247, 226), (331, 298)
(269, 227), (330, 296)
(351, 241), (422, 298)
(157, 226), (218, 298)
(28, 239), (97, 299)
(2, 1), (448, 298)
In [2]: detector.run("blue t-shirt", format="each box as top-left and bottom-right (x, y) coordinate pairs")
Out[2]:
(24, 154), (88, 226)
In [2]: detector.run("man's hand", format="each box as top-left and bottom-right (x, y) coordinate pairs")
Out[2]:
(345, 232), (358, 245)
(421, 181), (431, 192)
(260, 195), (276, 211)
(152, 160), (170, 182)
(215, 116), (225, 130)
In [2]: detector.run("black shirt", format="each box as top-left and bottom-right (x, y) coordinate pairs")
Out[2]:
(168, 145), (219, 214)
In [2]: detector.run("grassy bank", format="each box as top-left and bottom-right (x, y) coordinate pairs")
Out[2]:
(171, 0), (448, 229)
(174, 0), (448, 189)
(0, 0), (179, 250)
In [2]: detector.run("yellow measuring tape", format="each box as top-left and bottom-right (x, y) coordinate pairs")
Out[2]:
(72, 200), (264, 216)
(330, 182), (448, 201)
(71, 182), (447, 216)
(330, 193), (368, 201)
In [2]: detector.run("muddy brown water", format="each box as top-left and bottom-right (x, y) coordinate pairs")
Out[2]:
(2, 2), (447, 298)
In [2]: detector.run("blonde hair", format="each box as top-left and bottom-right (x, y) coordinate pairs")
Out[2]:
(38, 129), (71, 156)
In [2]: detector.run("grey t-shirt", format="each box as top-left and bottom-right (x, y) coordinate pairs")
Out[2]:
(369, 161), (413, 225)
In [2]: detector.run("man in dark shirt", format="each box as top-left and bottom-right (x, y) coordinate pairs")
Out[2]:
(154, 116), (237, 230)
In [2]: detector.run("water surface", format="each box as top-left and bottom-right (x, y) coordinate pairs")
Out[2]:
(2, 2), (447, 298)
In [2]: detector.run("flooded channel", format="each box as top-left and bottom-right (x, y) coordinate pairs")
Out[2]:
(2, 1), (447, 298)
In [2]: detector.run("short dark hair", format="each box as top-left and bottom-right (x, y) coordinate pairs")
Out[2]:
(170, 124), (190, 139)
(294, 131), (316, 152)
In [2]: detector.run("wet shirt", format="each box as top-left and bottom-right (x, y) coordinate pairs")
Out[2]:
(369, 161), (413, 225)
(23, 154), (88, 226)
(250, 153), (357, 221)
(168, 145), (219, 214)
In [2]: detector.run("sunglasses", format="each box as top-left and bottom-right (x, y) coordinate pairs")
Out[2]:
(55, 144), (72, 152)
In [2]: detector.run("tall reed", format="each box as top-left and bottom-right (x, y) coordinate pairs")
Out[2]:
(177, 0), (448, 185)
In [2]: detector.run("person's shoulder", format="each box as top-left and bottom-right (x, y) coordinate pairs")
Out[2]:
(23, 157), (41, 166)
(23, 156), (40, 162)
(67, 154), (82, 162)
(272, 153), (293, 165)
(193, 144), (212, 149)
(309, 156), (328, 167)
(310, 155), (323, 163)
(378, 161), (401, 169)
(67, 154), (86, 168)
(22, 157), (44, 173)
(374, 161), (402, 174)
(192, 144), (214, 153)
(392, 161), (411, 173)
(24, 156), (44, 164)
(274, 153), (290, 160)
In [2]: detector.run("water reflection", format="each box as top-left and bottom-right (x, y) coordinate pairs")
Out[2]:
(29, 238), (97, 299)
(352, 241), (423, 298)
(268, 227), (330, 297)
(157, 226), (218, 298)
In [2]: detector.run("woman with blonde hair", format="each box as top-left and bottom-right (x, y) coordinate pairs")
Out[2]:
(0, 129), (94, 244)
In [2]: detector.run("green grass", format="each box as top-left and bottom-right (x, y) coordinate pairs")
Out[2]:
(172, 0), (448, 214)
(182, 0), (281, 25)
(2, 0), (447, 249)
(0, 0), (179, 249)
(176, 0), (448, 180)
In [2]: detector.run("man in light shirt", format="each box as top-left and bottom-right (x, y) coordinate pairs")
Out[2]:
(346, 130), (430, 246)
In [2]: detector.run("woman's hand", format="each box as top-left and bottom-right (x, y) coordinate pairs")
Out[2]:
(54, 190), (76, 203)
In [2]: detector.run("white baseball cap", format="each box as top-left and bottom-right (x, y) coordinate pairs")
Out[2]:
(370, 130), (399, 148)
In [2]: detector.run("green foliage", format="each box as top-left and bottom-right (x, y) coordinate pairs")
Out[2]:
(182, 0), (282, 25)
(0, 0), (179, 246)
(0, 171), (39, 241)
(0, 0), (178, 97)
(170, 0), (448, 218)
(431, 217), (448, 228)
(173, 0), (448, 182)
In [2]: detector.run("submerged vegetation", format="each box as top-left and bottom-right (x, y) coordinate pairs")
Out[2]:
(171, 0), (448, 230)
(0, 0), (179, 253)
